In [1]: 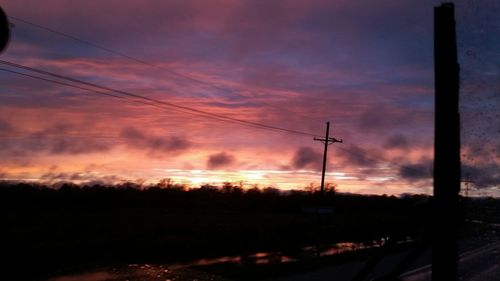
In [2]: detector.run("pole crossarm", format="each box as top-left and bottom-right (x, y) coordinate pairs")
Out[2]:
(313, 137), (343, 144)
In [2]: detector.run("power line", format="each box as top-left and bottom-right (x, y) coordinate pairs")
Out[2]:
(0, 66), (287, 134)
(1, 64), (407, 175)
(0, 134), (121, 139)
(0, 68), (128, 101)
(7, 15), (228, 92)
(0, 67), (269, 133)
(3, 17), (427, 181)
(8, 15), (317, 122)
(0, 67), (191, 117)
(0, 64), (405, 171)
(0, 60), (321, 138)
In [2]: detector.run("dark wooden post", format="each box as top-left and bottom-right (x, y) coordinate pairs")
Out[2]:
(320, 122), (330, 193)
(314, 122), (342, 193)
(432, 3), (460, 281)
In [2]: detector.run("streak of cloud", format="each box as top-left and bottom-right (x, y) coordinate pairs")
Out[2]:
(0, 122), (113, 155)
(120, 126), (191, 155)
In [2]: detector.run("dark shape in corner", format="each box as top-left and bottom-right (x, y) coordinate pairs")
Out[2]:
(0, 6), (10, 54)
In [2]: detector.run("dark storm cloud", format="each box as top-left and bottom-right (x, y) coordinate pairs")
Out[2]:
(120, 126), (191, 154)
(384, 134), (409, 150)
(463, 143), (499, 162)
(462, 164), (500, 189)
(291, 147), (322, 170)
(398, 159), (433, 181)
(336, 145), (381, 167)
(207, 152), (235, 169)
(0, 123), (113, 155)
(33, 123), (112, 154)
(461, 142), (500, 188)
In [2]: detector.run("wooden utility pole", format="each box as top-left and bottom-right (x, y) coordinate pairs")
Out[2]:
(433, 3), (460, 281)
(314, 122), (342, 193)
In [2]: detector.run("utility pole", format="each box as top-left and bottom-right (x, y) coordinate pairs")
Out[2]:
(433, 3), (460, 281)
(314, 122), (342, 193)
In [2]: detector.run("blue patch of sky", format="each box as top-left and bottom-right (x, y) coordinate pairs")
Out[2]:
(10, 24), (110, 61)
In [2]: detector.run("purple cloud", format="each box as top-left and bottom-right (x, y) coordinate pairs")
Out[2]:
(207, 152), (235, 169)
(398, 158), (433, 182)
(384, 134), (410, 150)
(291, 147), (322, 170)
(120, 126), (191, 154)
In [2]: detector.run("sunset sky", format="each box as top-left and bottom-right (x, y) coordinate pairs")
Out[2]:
(0, 0), (498, 195)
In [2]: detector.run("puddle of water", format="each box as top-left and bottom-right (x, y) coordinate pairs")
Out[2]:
(171, 251), (297, 268)
(46, 264), (221, 281)
(47, 271), (117, 281)
(175, 239), (390, 268)
(317, 240), (385, 257)
(186, 256), (241, 267)
(46, 238), (412, 281)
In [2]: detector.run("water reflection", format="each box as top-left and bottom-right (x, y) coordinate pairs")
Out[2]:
(317, 240), (384, 257)
(179, 251), (298, 268)
(47, 264), (221, 281)
(180, 239), (389, 268)
(46, 239), (407, 281)
(48, 271), (117, 281)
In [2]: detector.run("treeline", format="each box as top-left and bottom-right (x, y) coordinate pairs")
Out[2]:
(0, 180), (428, 213)
(0, 181), (430, 280)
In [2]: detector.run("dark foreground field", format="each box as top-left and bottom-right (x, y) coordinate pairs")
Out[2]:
(0, 182), (497, 280)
